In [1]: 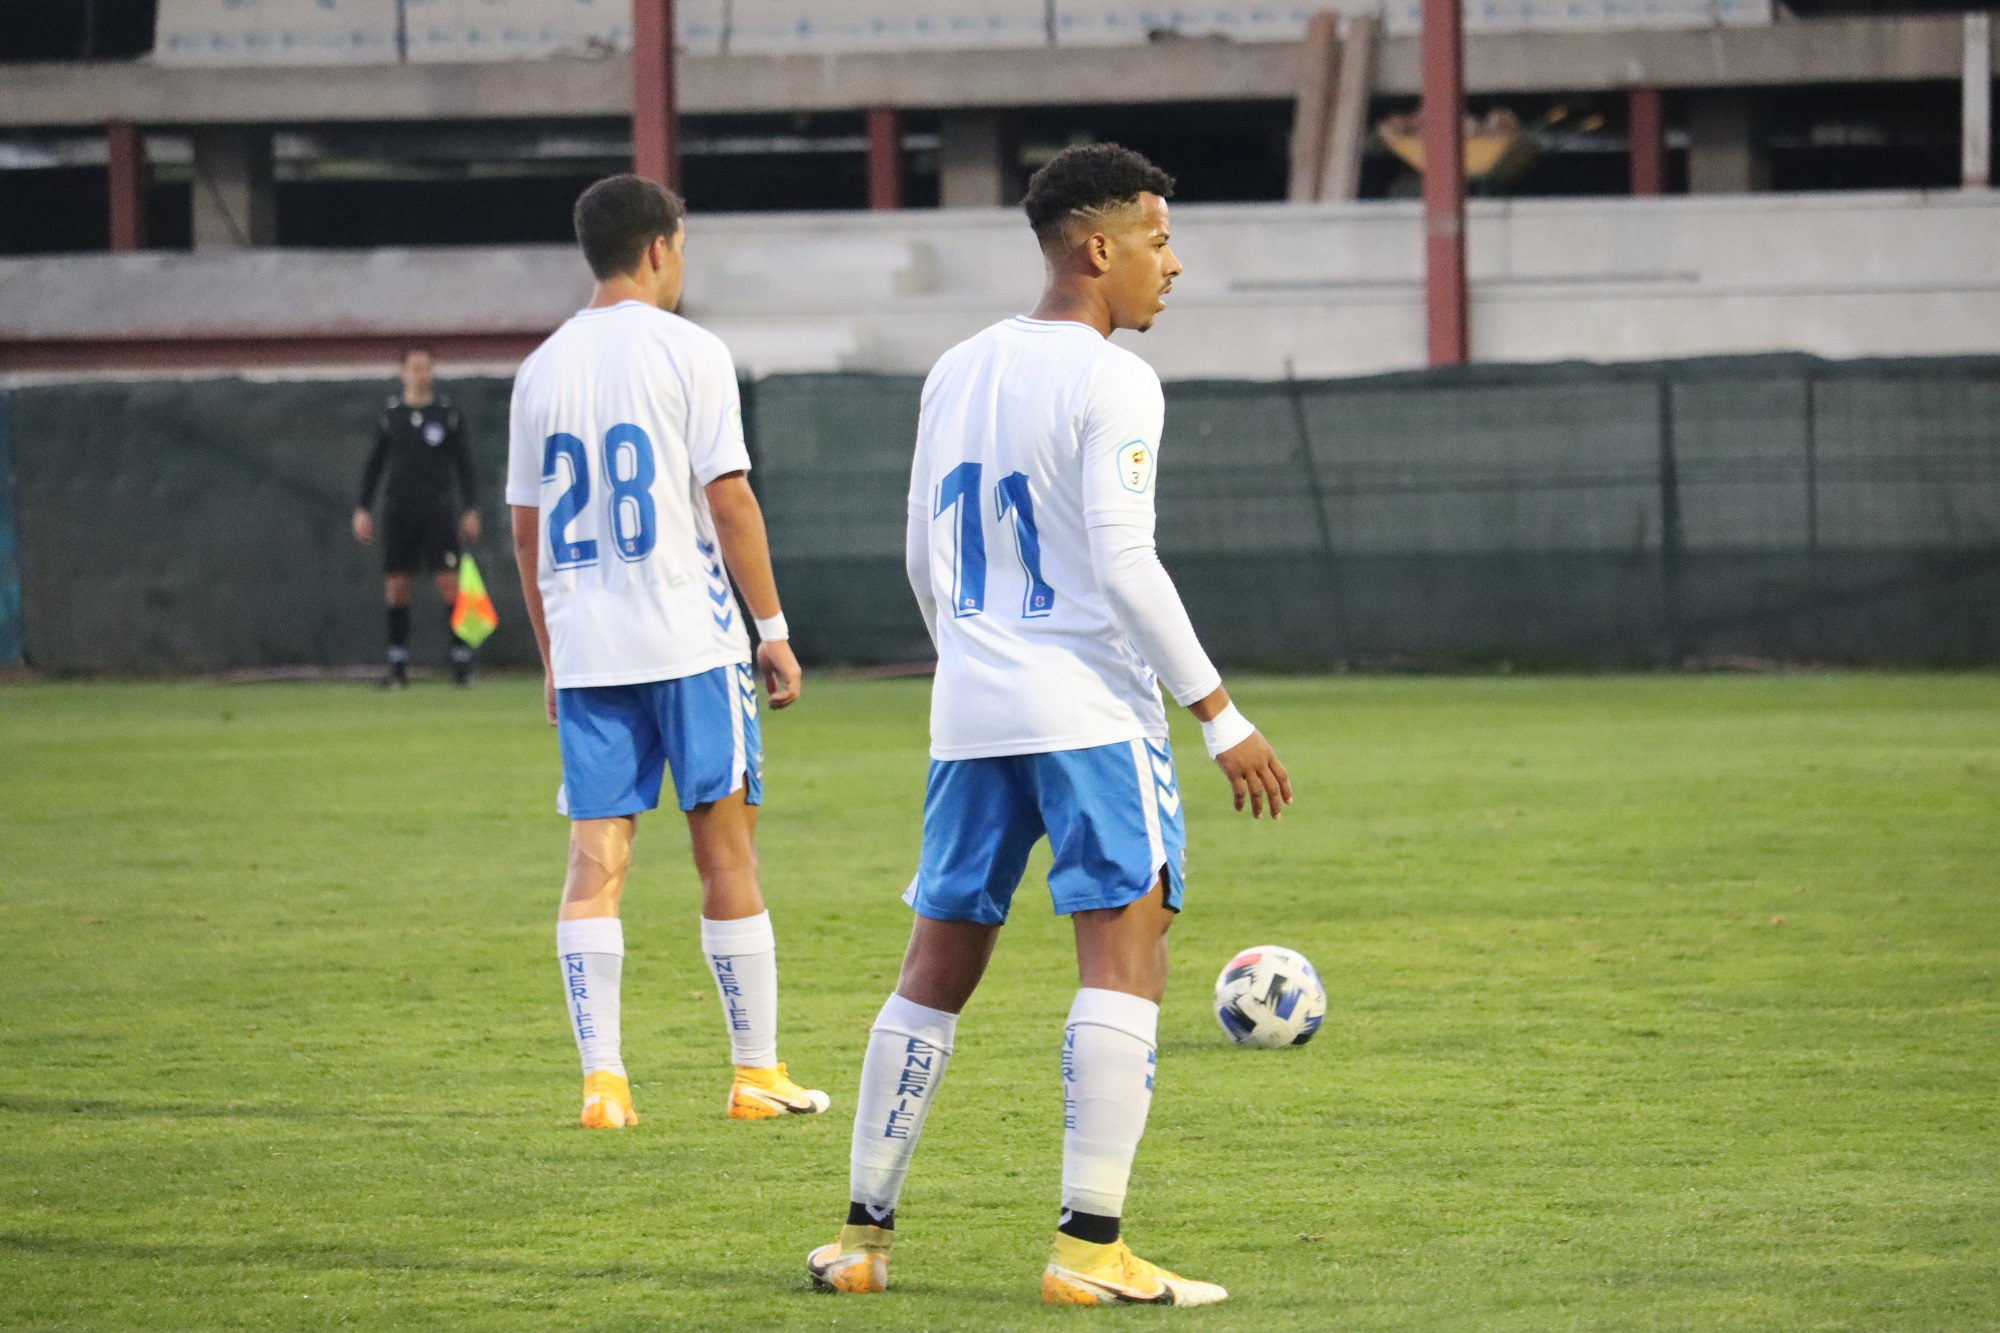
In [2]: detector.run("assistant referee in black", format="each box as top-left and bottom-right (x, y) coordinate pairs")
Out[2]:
(352, 346), (481, 689)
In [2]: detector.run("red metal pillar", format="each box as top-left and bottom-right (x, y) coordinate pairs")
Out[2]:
(1419, 0), (1467, 366)
(632, 0), (680, 192)
(866, 107), (903, 210)
(1629, 87), (1665, 196)
(107, 120), (147, 252)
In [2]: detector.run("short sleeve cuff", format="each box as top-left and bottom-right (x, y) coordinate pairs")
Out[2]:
(694, 452), (752, 487)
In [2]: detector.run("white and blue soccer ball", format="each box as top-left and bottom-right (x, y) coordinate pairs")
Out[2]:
(1213, 945), (1327, 1048)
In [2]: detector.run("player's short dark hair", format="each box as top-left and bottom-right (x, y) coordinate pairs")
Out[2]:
(398, 344), (433, 364)
(573, 175), (686, 280)
(1021, 143), (1175, 242)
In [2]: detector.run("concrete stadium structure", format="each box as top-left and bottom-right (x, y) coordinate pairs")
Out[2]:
(1, 2), (1995, 375)
(4, 187), (1997, 379)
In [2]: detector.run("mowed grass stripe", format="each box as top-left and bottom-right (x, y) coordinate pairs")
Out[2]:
(0, 674), (1995, 1330)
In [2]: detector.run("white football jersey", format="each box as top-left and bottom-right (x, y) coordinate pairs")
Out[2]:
(505, 301), (752, 689)
(910, 316), (1168, 760)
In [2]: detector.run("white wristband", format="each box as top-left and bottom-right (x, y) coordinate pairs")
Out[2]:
(753, 612), (789, 643)
(1200, 703), (1256, 759)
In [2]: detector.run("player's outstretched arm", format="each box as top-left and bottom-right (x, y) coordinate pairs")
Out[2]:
(510, 504), (557, 726)
(1088, 523), (1293, 819)
(706, 472), (802, 710)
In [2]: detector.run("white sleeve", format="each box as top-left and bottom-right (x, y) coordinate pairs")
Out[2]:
(685, 334), (751, 485)
(1079, 352), (1166, 532)
(1074, 352), (1219, 705)
(503, 367), (542, 507)
(1088, 523), (1221, 708)
(906, 504), (939, 650)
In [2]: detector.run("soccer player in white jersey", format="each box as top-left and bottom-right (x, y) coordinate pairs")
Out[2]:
(806, 145), (1291, 1305)
(506, 175), (829, 1128)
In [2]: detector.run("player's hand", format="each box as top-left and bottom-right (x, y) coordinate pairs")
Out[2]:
(757, 639), (802, 710)
(1215, 731), (1292, 819)
(543, 669), (557, 727)
(460, 510), (481, 545)
(352, 508), (373, 545)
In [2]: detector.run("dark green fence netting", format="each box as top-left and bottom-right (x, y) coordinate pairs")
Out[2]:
(6, 353), (1997, 674)
(758, 357), (2000, 669)
(6, 375), (527, 675)
(0, 393), (22, 667)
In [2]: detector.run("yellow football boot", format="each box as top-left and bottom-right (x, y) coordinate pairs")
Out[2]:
(727, 1062), (831, 1119)
(1041, 1234), (1228, 1307)
(806, 1224), (892, 1293)
(578, 1070), (638, 1128)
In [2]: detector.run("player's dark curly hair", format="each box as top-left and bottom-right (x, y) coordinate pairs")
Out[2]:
(574, 174), (687, 280)
(1021, 143), (1175, 242)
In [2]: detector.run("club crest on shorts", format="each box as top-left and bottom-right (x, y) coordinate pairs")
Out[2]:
(1117, 440), (1153, 493)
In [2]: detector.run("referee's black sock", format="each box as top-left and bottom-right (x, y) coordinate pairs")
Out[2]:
(386, 606), (411, 666)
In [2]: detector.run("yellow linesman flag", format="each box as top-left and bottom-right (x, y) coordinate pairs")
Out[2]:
(451, 552), (499, 649)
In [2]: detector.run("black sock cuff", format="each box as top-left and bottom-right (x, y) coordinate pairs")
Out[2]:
(1058, 1209), (1120, 1245)
(847, 1202), (894, 1231)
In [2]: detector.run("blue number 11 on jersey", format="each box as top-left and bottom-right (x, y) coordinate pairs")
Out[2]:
(934, 462), (1055, 620)
(544, 424), (659, 569)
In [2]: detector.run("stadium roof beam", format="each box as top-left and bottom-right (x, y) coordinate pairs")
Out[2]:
(1, 14), (1991, 130)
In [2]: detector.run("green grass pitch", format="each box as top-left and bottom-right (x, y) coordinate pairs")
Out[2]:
(2, 672), (1997, 1330)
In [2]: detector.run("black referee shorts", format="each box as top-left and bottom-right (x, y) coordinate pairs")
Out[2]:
(381, 508), (460, 576)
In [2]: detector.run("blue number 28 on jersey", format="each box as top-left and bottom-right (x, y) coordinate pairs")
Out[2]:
(934, 462), (1055, 620)
(543, 424), (658, 568)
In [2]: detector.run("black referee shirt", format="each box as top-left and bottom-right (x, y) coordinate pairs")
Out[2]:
(359, 395), (476, 516)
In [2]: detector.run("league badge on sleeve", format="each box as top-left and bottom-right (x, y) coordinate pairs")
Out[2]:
(1117, 440), (1154, 493)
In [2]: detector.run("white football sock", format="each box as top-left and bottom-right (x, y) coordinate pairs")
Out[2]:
(701, 912), (779, 1069)
(850, 993), (959, 1217)
(556, 917), (625, 1079)
(1061, 987), (1160, 1219)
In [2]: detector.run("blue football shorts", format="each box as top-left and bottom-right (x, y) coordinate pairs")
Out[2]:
(555, 662), (762, 820)
(903, 737), (1187, 925)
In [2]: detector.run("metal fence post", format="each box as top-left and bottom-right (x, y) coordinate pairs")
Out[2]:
(1658, 377), (1684, 664)
(1803, 373), (1820, 570)
(1283, 359), (1338, 564)
(0, 390), (23, 668)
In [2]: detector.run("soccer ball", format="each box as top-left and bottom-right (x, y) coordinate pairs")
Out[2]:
(1213, 945), (1326, 1048)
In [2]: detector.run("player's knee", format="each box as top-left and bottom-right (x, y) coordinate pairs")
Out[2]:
(567, 818), (634, 896)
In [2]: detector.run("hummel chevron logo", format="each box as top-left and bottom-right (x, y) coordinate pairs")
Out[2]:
(707, 585), (731, 607)
(1144, 740), (1179, 814)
